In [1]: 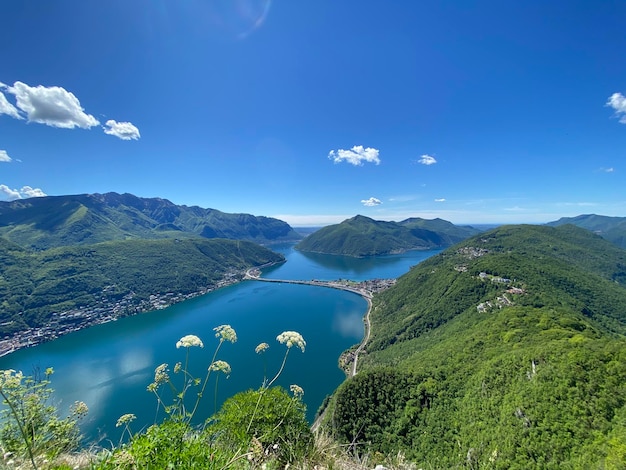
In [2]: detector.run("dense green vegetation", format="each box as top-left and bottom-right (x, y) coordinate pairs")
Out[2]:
(325, 224), (626, 468)
(0, 238), (283, 337)
(399, 217), (481, 242)
(0, 192), (301, 249)
(296, 215), (479, 257)
(547, 213), (626, 249)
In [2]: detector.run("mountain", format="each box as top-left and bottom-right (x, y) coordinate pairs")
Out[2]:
(0, 238), (284, 339)
(325, 224), (626, 467)
(398, 217), (481, 244)
(546, 213), (626, 249)
(295, 215), (479, 257)
(0, 192), (301, 249)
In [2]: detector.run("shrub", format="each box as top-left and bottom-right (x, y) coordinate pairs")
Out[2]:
(209, 386), (313, 465)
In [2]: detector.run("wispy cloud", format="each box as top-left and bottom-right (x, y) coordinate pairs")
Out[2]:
(0, 89), (21, 119)
(417, 154), (437, 165)
(0, 184), (47, 201)
(434, 198), (446, 202)
(361, 197), (382, 207)
(103, 120), (141, 141)
(607, 92), (626, 124)
(328, 145), (380, 166)
(0, 81), (140, 140)
(0, 150), (12, 162)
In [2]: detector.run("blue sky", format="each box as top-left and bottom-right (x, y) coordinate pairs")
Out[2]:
(1, 1), (625, 226)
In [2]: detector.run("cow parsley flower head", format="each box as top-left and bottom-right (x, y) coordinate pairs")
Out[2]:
(290, 384), (304, 398)
(0, 370), (23, 388)
(214, 325), (237, 343)
(255, 342), (270, 354)
(154, 363), (169, 384)
(116, 413), (136, 427)
(209, 360), (232, 376)
(276, 331), (306, 352)
(176, 335), (204, 349)
(71, 401), (89, 417)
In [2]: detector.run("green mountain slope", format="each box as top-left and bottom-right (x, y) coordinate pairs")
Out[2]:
(0, 238), (283, 337)
(399, 217), (481, 244)
(295, 215), (477, 257)
(0, 192), (301, 249)
(547, 213), (626, 249)
(326, 224), (626, 468)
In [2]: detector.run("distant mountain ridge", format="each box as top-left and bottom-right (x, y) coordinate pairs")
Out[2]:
(295, 215), (480, 257)
(0, 192), (301, 249)
(546, 213), (626, 249)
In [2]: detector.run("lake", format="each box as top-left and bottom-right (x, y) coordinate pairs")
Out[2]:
(0, 245), (439, 445)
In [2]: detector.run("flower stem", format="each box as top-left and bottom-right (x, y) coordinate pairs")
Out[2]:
(0, 388), (38, 470)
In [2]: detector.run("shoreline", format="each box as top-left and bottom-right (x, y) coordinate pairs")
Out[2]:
(0, 262), (288, 358)
(245, 266), (389, 378)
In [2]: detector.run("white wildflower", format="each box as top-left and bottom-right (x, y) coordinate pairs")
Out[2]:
(0, 369), (23, 388)
(290, 384), (304, 398)
(255, 342), (269, 354)
(214, 325), (237, 343)
(154, 363), (169, 384)
(209, 360), (232, 376)
(116, 413), (136, 427)
(71, 401), (89, 417)
(176, 334), (204, 348)
(276, 331), (306, 352)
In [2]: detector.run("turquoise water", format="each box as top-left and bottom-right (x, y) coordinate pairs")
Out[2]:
(0, 246), (440, 445)
(264, 244), (441, 281)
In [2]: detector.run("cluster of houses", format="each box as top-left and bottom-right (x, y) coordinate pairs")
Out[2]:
(0, 271), (242, 357)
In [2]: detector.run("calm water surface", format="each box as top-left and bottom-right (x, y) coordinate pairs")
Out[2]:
(0, 245), (439, 444)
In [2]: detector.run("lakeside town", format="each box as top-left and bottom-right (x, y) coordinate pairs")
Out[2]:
(0, 270), (243, 357)
(0, 270), (396, 358)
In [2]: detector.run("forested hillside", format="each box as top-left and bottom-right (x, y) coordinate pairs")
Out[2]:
(325, 224), (626, 468)
(296, 215), (478, 257)
(0, 238), (283, 337)
(547, 213), (626, 249)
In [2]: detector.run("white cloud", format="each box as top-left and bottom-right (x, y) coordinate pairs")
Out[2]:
(418, 154), (437, 165)
(0, 184), (47, 201)
(328, 145), (380, 166)
(20, 186), (47, 198)
(0, 90), (21, 119)
(361, 197), (382, 207)
(434, 198), (446, 202)
(607, 92), (626, 124)
(103, 120), (141, 140)
(0, 150), (12, 162)
(604, 167), (615, 173)
(2, 81), (99, 129)
(0, 81), (139, 141)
